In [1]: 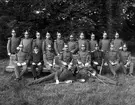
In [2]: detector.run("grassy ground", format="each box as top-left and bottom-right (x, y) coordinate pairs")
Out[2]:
(1, 59), (135, 105)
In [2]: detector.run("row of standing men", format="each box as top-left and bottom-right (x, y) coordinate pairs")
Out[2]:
(7, 29), (134, 83)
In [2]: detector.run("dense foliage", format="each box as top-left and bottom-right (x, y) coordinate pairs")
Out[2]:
(0, 0), (135, 58)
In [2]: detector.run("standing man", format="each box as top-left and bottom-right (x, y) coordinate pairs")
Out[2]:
(42, 32), (53, 54)
(99, 31), (110, 52)
(30, 46), (43, 80)
(111, 32), (124, 51)
(14, 45), (29, 81)
(91, 44), (105, 74)
(77, 32), (89, 51)
(120, 44), (134, 76)
(76, 44), (93, 82)
(7, 29), (20, 66)
(20, 30), (33, 54)
(54, 32), (65, 56)
(68, 34), (78, 54)
(89, 33), (98, 52)
(106, 44), (121, 77)
(32, 31), (43, 52)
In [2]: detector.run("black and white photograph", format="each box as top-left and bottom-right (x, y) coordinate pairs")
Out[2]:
(0, 0), (135, 105)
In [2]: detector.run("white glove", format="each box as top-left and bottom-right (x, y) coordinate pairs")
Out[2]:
(55, 79), (60, 84)
(37, 62), (42, 66)
(104, 62), (108, 66)
(8, 53), (11, 56)
(22, 62), (26, 66)
(32, 62), (36, 65)
(93, 61), (98, 65)
(68, 65), (72, 69)
(119, 47), (122, 50)
(85, 63), (90, 67)
(62, 62), (67, 66)
(48, 63), (52, 67)
(17, 62), (21, 66)
(78, 61), (82, 65)
(16, 47), (20, 50)
(91, 71), (96, 76)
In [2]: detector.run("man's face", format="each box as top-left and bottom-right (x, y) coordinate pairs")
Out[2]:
(47, 46), (52, 51)
(103, 34), (107, 39)
(115, 34), (119, 39)
(81, 46), (86, 51)
(64, 45), (68, 51)
(11, 30), (16, 37)
(46, 33), (50, 39)
(19, 47), (23, 51)
(80, 33), (84, 39)
(95, 46), (99, 50)
(91, 35), (95, 40)
(34, 48), (39, 53)
(110, 46), (114, 51)
(24, 32), (29, 38)
(123, 46), (127, 51)
(36, 33), (40, 39)
(70, 36), (74, 41)
(57, 33), (61, 39)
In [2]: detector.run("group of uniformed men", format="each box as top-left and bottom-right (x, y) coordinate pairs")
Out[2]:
(7, 29), (134, 84)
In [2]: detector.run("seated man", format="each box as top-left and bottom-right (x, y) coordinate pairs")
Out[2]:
(76, 44), (94, 82)
(119, 44), (134, 76)
(27, 44), (76, 85)
(91, 44), (105, 74)
(43, 44), (56, 71)
(30, 46), (43, 80)
(14, 45), (29, 81)
(105, 44), (121, 77)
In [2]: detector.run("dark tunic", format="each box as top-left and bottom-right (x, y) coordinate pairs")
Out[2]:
(7, 37), (20, 54)
(54, 39), (64, 55)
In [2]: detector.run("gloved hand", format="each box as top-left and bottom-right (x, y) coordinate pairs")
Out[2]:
(17, 62), (21, 66)
(62, 62), (67, 66)
(22, 62), (26, 66)
(93, 61), (98, 65)
(32, 62), (36, 65)
(37, 62), (42, 66)
(104, 62), (108, 66)
(8, 53), (11, 56)
(85, 63), (90, 67)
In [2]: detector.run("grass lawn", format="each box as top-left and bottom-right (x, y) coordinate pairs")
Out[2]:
(0, 59), (135, 105)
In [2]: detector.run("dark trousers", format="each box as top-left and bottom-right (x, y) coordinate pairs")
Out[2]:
(31, 65), (43, 78)
(28, 67), (75, 85)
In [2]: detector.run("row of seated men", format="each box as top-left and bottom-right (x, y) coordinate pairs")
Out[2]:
(7, 29), (134, 83)
(12, 42), (134, 84)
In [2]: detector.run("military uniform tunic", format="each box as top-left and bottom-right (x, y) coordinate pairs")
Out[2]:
(42, 39), (53, 53)
(7, 37), (20, 54)
(68, 41), (78, 54)
(20, 38), (33, 53)
(99, 39), (110, 52)
(89, 40), (98, 52)
(119, 51), (134, 74)
(111, 39), (123, 51)
(32, 39), (43, 52)
(54, 39), (64, 55)
(78, 39), (89, 51)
